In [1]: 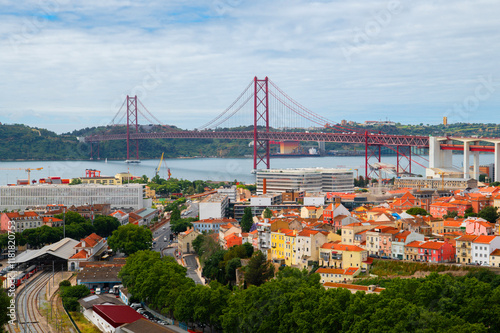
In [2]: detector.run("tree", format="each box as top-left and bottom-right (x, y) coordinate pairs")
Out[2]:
(479, 206), (499, 223)
(464, 207), (478, 218)
(93, 215), (120, 237)
(55, 210), (86, 225)
(244, 251), (274, 287)
(170, 205), (181, 222)
(240, 207), (253, 232)
(406, 207), (429, 216)
(192, 234), (205, 256)
(108, 224), (152, 256)
(69, 178), (82, 185)
(225, 258), (242, 285)
(443, 210), (458, 219)
(263, 208), (273, 219)
(0, 289), (11, 328)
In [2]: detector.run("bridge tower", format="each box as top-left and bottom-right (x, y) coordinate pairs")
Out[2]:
(126, 95), (139, 161)
(253, 77), (270, 169)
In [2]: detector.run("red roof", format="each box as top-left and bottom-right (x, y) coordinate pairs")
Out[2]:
(457, 235), (478, 242)
(419, 241), (448, 250)
(93, 305), (143, 328)
(316, 268), (345, 274)
(321, 243), (365, 252)
(76, 233), (103, 248)
(406, 241), (423, 248)
(344, 267), (359, 275)
(474, 235), (498, 244)
(69, 249), (88, 259)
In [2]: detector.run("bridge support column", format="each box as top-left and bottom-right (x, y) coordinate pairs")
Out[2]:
(126, 95), (139, 161)
(463, 141), (470, 179)
(473, 151), (480, 180)
(495, 143), (500, 182)
(253, 77), (270, 170)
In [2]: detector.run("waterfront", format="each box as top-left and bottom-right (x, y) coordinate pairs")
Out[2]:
(0, 153), (494, 186)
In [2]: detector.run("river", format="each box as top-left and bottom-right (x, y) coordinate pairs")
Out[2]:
(0, 154), (494, 185)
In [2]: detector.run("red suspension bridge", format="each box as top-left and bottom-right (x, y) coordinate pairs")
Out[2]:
(84, 77), (497, 180)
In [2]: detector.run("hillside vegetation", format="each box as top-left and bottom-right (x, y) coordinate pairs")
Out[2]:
(1, 122), (500, 161)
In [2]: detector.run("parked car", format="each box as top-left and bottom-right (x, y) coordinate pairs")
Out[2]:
(95, 288), (101, 295)
(130, 303), (142, 310)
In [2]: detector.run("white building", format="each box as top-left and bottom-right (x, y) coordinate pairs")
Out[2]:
(256, 168), (353, 195)
(391, 231), (425, 260)
(0, 184), (148, 211)
(217, 185), (238, 203)
(256, 219), (272, 257)
(303, 193), (326, 206)
(199, 194), (229, 220)
(250, 193), (282, 207)
(471, 235), (500, 266)
(295, 229), (328, 269)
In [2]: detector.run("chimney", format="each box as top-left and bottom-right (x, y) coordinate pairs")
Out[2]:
(263, 178), (267, 195)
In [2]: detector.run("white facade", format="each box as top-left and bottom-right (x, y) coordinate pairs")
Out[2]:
(256, 168), (353, 195)
(250, 194), (282, 207)
(217, 185), (237, 203)
(472, 236), (500, 266)
(0, 184), (146, 211)
(391, 232), (425, 260)
(199, 194), (229, 220)
(295, 231), (328, 268)
(257, 220), (272, 256)
(365, 232), (381, 255)
(303, 194), (326, 206)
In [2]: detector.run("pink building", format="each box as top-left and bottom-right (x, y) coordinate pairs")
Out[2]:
(430, 202), (458, 218)
(418, 241), (455, 263)
(465, 217), (495, 236)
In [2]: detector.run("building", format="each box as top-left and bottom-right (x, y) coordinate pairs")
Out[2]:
(1, 211), (43, 233)
(395, 177), (477, 190)
(178, 228), (201, 254)
(316, 267), (360, 284)
(489, 249), (500, 268)
(300, 206), (324, 219)
(191, 218), (238, 233)
(464, 217), (495, 236)
(303, 193), (326, 206)
(127, 208), (158, 226)
(69, 233), (108, 271)
(323, 283), (385, 294)
(199, 194), (229, 220)
(471, 235), (500, 266)
(0, 184), (148, 211)
(429, 202), (458, 218)
(319, 243), (368, 270)
(295, 229), (328, 269)
(417, 241), (455, 263)
(391, 231), (425, 260)
(256, 219), (272, 256)
(256, 168), (353, 195)
(250, 193), (282, 207)
(91, 304), (143, 333)
(217, 185), (238, 203)
(77, 262), (125, 291)
(456, 235), (477, 264)
(404, 241), (423, 261)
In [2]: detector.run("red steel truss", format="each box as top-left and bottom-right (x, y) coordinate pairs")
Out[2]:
(126, 95), (139, 160)
(253, 77), (270, 170)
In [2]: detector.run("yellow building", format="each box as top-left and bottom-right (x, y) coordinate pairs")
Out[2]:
(271, 229), (288, 261)
(284, 230), (297, 266)
(456, 235), (477, 264)
(80, 172), (136, 186)
(490, 249), (500, 268)
(319, 243), (368, 270)
(300, 206), (324, 219)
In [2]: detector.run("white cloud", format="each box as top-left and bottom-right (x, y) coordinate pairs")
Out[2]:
(0, 0), (499, 133)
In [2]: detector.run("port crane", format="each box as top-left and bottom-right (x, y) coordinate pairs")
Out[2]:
(155, 153), (171, 180)
(0, 167), (43, 184)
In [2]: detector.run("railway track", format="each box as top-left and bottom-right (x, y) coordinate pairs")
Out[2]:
(6, 271), (54, 333)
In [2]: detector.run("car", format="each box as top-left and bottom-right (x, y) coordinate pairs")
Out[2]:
(162, 226), (166, 230)
(95, 288), (101, 295)
(130, 303), (142, 309)
(137, 308), (146, 314)
(164, 236), (167, 242)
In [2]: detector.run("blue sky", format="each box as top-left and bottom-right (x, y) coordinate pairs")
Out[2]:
(1, 0), (500, 133)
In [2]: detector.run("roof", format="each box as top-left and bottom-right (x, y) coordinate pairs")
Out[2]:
(42, 216), (63, 224)
(419, 241), (448, 250)
(316, 268), (345, 275)
(457, 235), (478, 242)
(490, 249), (500, 256)
(321, 243), (365, 252)
(298, 229), (320, 237)
(77, 263), (124, 284)
(405, 240), (423, 248)
(323, 282), (385, 293)
(13, 238), (80, 264)
(344, 267), (359, 275)
(69, 249), (88, 260)
(192, 218), (238, 224)
(93, 305), (143, 328)
(76, 233), (103, 248)
(5, 211), (39, 219)
(119, 318), (177, 333)
(474, 235), (498, 244)
(78, 294), (123, 310)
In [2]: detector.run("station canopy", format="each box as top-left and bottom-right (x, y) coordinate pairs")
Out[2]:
(14, 238), (79, 264)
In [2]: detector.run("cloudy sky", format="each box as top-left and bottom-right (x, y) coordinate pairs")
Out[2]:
(1, 0), (500, 133)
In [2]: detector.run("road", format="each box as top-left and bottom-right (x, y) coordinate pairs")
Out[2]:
(184, 254), (203, 285)
(152, 222), (172, 253)
(182, 202), (199, 218)
(162, 247), (203, 285)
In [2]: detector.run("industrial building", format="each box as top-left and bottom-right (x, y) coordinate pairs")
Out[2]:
(199, 193), (229, 220)
(255, 168), (354, 195)
(0, 184), (149, 211)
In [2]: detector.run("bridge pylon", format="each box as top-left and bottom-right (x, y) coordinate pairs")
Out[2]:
(253, 77), (270, 170)
(126, 95), (139, 161)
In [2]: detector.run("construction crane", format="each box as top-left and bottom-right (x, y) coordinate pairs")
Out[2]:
(0, 167), (43, 184)
(154, 153), (171, 180)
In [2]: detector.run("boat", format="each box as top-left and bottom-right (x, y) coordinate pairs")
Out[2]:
(125, 160), (141, 164)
